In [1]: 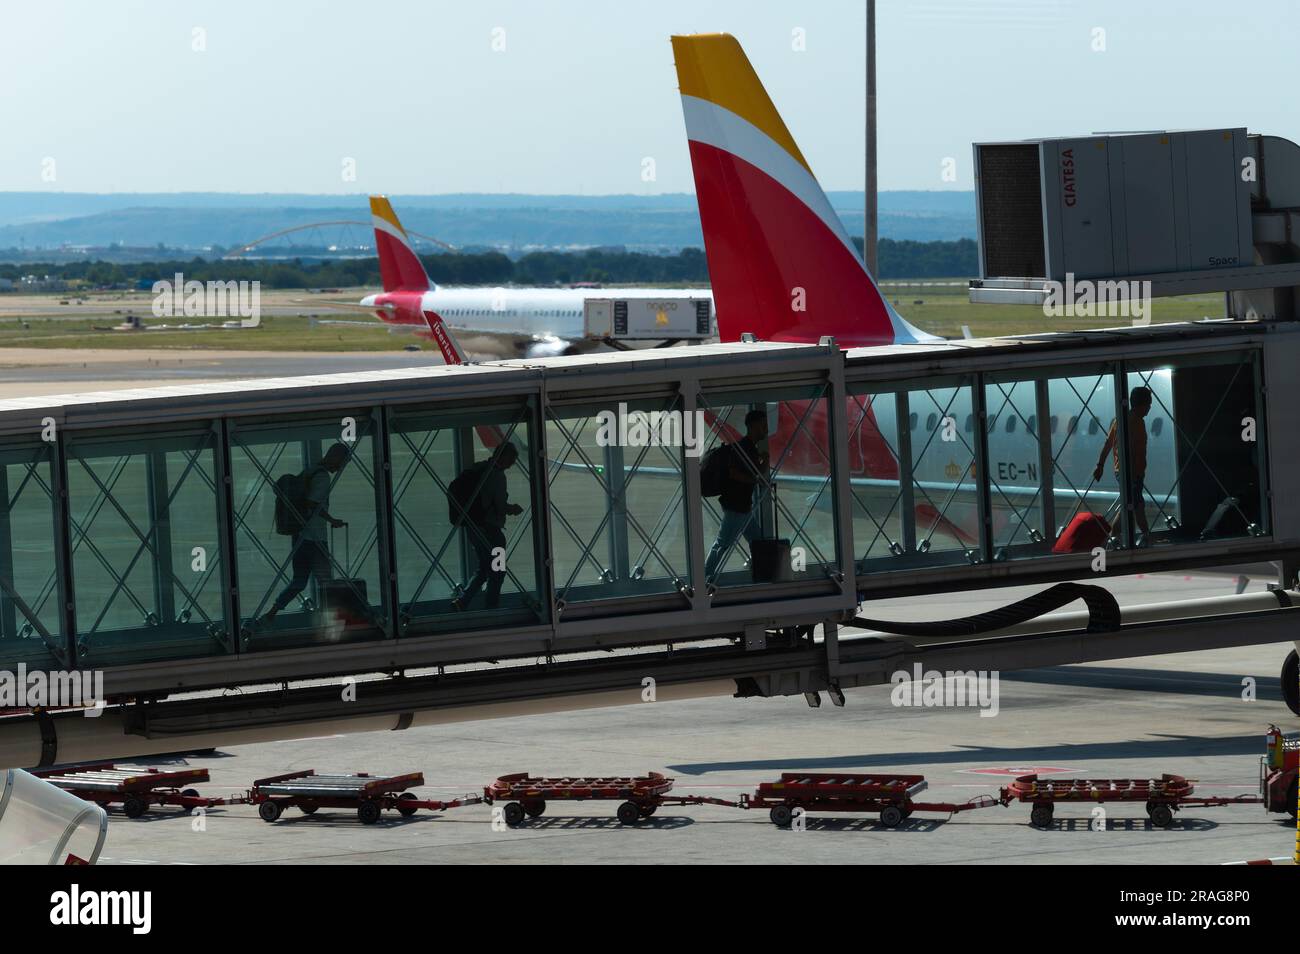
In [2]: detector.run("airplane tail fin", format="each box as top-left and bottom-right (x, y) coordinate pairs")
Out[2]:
(420, 307), (468, 366)
(670, 33), (937, 347)
(370, 195), (433, 293)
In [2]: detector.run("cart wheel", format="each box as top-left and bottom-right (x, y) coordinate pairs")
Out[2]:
(900, 806), (914, 819)
(1144, 799), (1156, 816)
(503, 802), (526, 827)
(358, 800), (383, 825)
(616, 801), (642, 824)
(396, 792), (419, 818)
(769, 804), (794, 827)
(880, 805), (904, 828)
(523, 799), (546, 818)
(122, 796), (148, 819)
(1029, 803), (1054, 829)
(180, 789), (200, 814)
(638, 804), (656, 818)
(1282, 650), (1298, 717)
(1148, 803), (1174, 828)
(300, 804), (318, 815)
(258, 800), (283, 823)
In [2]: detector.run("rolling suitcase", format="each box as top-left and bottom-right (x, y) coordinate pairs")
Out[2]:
(1199, 495), (1241, 540)
(1053, 512), (1111, 554)
(1052, 487), (1121, 554)
(750, 482), (793, 583)
(324, 525), (369, 624)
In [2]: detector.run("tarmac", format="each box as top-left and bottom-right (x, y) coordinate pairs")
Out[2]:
(90, 572), (1297, 866)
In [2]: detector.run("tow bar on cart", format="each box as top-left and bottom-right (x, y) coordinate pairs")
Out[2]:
(249, 770), (482, 825)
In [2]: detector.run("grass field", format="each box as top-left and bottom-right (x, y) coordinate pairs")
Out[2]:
(0, 282), (1230, 353)
(876, 281), (1226, 338)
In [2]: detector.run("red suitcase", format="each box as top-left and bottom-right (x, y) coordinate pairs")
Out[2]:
(1052, 512), (1111, 553)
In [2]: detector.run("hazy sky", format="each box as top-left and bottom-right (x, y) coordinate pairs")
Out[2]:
(2, 0), (1294, 195)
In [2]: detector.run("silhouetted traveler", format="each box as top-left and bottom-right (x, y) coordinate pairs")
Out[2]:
(264, 442), (350, 622)
(450, 443), (523, 611)
(703, 409), (769, 579)
(1094, 385), (1153, 538)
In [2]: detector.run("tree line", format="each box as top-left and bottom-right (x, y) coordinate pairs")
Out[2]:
(0, 238), (978, 289)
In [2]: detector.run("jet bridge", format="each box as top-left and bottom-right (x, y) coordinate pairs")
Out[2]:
(1, 325), (1299, 766)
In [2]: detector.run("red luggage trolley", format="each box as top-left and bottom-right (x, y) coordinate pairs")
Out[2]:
(747, 772), (994, 827)
(33, 764), (233, 818)
(249, 770), (481, 825)
(486, 772), (700, 825)
(1001, 773), (1260, 828)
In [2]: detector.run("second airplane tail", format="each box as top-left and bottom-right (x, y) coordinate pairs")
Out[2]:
(370, 195), (432, 293)
(671, 33), (937, 347)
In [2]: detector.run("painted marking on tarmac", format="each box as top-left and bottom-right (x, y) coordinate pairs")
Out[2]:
(958, 766), (1075, 776)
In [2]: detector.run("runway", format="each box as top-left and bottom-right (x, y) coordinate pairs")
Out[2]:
(0, 348), (446, 398)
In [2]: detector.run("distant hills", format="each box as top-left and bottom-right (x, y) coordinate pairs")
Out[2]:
(0, 191), (975, 259)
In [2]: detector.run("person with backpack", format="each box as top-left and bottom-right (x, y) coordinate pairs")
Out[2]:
(703, 408), (769, 580)
(449, 442), (523, 611)
(261, 442), (350, 624)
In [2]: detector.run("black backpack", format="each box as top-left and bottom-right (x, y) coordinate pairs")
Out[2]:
(273, 467), (320, 536)
(699, 444), (732, 498)
(448, 462), (487, 526)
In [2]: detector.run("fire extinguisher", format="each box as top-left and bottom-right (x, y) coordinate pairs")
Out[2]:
(1266, 724), (1283, 769)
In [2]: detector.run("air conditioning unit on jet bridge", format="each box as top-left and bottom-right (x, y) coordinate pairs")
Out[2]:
(969, 128), (1300, 320)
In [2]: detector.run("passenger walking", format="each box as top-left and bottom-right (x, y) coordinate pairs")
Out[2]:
(1094, 385), (1153, 539)
(703, 409), (770, 579)
(263, 442), (350, 623)
(449, 443), (524, 611)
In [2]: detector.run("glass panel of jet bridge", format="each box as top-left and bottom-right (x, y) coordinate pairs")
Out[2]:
(388, 395), (546, 633)
(229, 410), (387, 652)
(695, 382), (839, 592)
(1123, 351), (1267, 549)
(0, 440), (65, 669)
(848, 374), (982, 571)
(545, 395), (691, 609)
(64, 424), (228, 667)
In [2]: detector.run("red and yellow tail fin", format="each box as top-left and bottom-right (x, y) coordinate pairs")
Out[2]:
(370, 195), (432, 293)
(671, 33), (936, 347)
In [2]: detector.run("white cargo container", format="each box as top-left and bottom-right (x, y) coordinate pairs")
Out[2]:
(583, 296), (713, 341)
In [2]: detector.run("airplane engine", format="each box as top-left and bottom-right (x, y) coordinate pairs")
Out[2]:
(523, 336), (573, 359)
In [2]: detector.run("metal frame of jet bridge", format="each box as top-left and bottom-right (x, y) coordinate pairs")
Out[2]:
(1, 324), (1300, 764)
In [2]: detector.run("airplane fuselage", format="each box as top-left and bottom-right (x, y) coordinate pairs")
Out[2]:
(362, 286), (713, 346)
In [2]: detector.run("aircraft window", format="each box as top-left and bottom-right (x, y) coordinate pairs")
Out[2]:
(1088, 417), (1100, 435)
(1049, 415), (1059, 434)
(964, 414), (974, 431)
(908, 412), (918, 431)
(1068, 415), (1078, 434)
(1027, 415), (1037, 434)
(1151, 418), (1164, 436)
(926, 413), (937, 431)
(1005, 416), (1016, 433)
